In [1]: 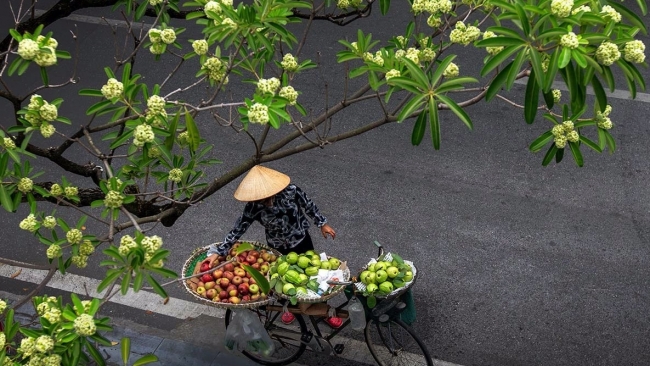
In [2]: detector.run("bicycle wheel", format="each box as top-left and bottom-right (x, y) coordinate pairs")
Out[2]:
(365, 317), (433, 366)
(224, 308), (307, 366)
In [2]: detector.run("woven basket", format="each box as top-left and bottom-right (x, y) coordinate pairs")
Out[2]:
(275, 264), (351, 304)
(354, 256), (418, 300)
(181, 241), (280, 310)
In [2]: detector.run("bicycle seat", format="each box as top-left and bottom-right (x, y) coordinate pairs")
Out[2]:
(371, 295), (402, 317)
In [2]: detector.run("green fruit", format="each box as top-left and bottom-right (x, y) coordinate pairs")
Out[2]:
(305, 266), (320, 276)
(403, 270), (413, 282)
(386, 266), (399, 278)
(286, 252), (299, 264)
(310, 258), (321, 268)
(328, 257), (341, 269)
(360, 270), (371, 284)
(379, 281), (394, 293)
(366, 283), (378, 293)
(270, 265), (277, 274)
(282, 283), (296, 295)
(304, 250), (316, 257)
(320, 261), (332, 270)
(298, 273), (309, 285)
(365, 272), (376, 284)
(270, 273), (280, 280)
(277, 256), (286, 265)
(297, 256), (311, 269)
(296, 286), (308, 295)
(277, 262), (290, 276)
(375, 270), (388, 283)
(374, 262), (388, 271)
(393, 279), (406, 288)
(284, 270), (302, 285)
(367, 263), (376, 272)
(391, 260), (399, 267)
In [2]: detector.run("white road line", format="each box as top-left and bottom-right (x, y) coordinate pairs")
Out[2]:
(514, 77), (650, 103)
(1, 263), (463, 366)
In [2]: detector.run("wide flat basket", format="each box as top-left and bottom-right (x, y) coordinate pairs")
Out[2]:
(355, 259), (418, 300)
(181, 241), (280, 310)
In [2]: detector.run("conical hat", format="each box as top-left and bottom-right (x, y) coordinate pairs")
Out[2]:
(233, 165), (290, 201)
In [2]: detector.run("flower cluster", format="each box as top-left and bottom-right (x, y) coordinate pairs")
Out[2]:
(257, 77), (281, 95)
(202, 57), (229, 84)
(427, 15), (442, 28)
(247, 103), (269, 124)
(204, 0), (223, 15)
(177, 131), (190, 147)
(595, 41), (620, 66)
(23, 95), (60, 138)
(443, 62), (459, 78)
(141, 235), (163, 253)
(104, 190), (125, 208)
(337, 0), (362, 9)
(192, 39), (208, 55)
(46, 245), (62, 259)
(35, 335), (54, 353)
(3, 137), (16, 150)
(449, 22), (481, 46)
(71, 255), (88, 268)
(50, 183), (63, 196)
(559, 32), (579, 49)
(148, 27), (176, 54)
(412, 0), (452, 14)
(17, 39), (39, 60)
(101, 78), (124, 100)
(279, 86), (298, 105)
(148, 145), (162, 158)
(149, 0), (163, 5)
(552, 89), (562, 103)
(19, 214), (39, 232)
(600, 5), (621, 23)
(18, 35), (60, 67)
(37, 297), (62, 323)
(550, 0), (573, 18)
(404, 48), (420, 64)
(64, 186), (78, 199)
(118, 235), (138, 256)
(483, 31), (504, 56)
(572, 4), (591, 14)
(551, 120), (579, 149)
(42, 216), (57, 229)
(66, 228), (83, 244)
(385, 69), (401, 80)
(40, 123), (56, 138)
(146, 95), (167, 125)
(419, 48), (436, 62)
(0, 298), (6, 314)
(74, 313), (97, 336)
(0, 333), (5, 350)
(623, 40), (646, 64)
(281, 53), (298, 72)
(80, 239), (95, 256)
(168, 168), (183, 183)
(134, 124), (155, 147)
(17, 177), (34, 193)
(595, 105), (613, 130)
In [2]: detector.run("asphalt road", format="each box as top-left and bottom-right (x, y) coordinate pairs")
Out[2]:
(1, 2), (650, 366)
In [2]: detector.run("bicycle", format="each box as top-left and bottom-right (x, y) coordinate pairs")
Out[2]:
(224, 243), (433, 366)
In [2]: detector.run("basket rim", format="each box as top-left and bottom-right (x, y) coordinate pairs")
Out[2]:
(180, 241), (280, 309)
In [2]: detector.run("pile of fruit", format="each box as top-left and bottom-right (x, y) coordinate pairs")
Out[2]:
(187, 243), (278, 304)
(269, 250), (344, 302)
(358, 254), (415, 297)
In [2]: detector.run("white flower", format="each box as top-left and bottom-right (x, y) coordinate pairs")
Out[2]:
(560, 32), (579, 49)
(595, 41), (621, 66)
(19, 337), (36, 357)
(3, 137), (16, 150)
(554, 135), (567, 148)
(37, 35), (58, 49)
(17, 39), (39, 60)
(17, 177), (33, 193)
(160, 29), (176, 45)
(385, 69), (401, 80)
(204, 1), (222, 15)
(372, 51), (384, 66)
(419, 48), (436, 62)
(35, 335), (54, 353)
(19, 214), (39, 232)
(64, 186), (78, 198)
(149, 0), (163, 5)
(552, 89), (562, 103)
(405, 48), (420, 64)
(279, 86), (298, 105)
(600, 5), (621, 23)
(80, 240), (95, 255)
(50, 183), (63, 196)
(427, 15), (442, 28)
(551, 124), (565, 137)
(44, 354), (62, 366)
(562, 120), (574, 132)
(134, 124), (155, 146)
(39, 103), (58, 121)
(34, 47), (57, 67)
(141, 235), (163, 252)
(46, 245), (62, 259)
(71, 255), (88, 268)
(0, 333), (5, 350)
(623, 40), (646, 64)
(43, 307), (61, 323)
(257, 77), (281, 95)
(550, 0), (573, 18)
(168, 168), (183, 183)
(192, 40), (208, 55)
(202, 57), (227, 83)
(149, 43), (165, 55)
(443, 62), (459, 78)
(571, 5), (590, 15)
(566, 130), (579, 142)
(449, 21), (481, 46)
(104, 190), (124, 208)
(101, 78), (124, 100)
(0, 299), (6, 314)
(148, 28), (162, 43)
(281, 53), (298, 72)
(73, 314), (96, 336)
(40, 122), (56, 138)
(247, 103), (269, 124)
(66, 228), (83, 244)
(483, 31), (504, 56)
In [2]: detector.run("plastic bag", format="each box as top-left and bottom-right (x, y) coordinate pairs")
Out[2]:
(225, 310), (275, 355)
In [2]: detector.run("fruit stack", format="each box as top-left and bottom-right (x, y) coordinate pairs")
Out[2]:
(269, 250), (347, 303)
(357, 253), (416, 298)
(186, 243), (278, 305)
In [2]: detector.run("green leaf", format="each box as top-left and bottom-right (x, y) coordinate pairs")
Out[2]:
(396, 94), (426, 122)
(475, 37), (526, 47)
(528, 48), (545, 88)
(86, 100), (112, 115)
(97, 270), (122, 293)
(290, 296), (297, 305)
(85, 339), (106, 366)
(7, 57), (23, 76)
(78, 89), (104, 97)
(556, 147), (564, 164)
(524, 72), (540, 124)
(71, 293), (85, 315)
(506, 50), (526, 90)
(133, 354), (159, 366)
(411, 110), (427, 146)
(401, 58), (430, 90)
(558, 48), (571, 69)
(428, 97), (440, 150)
(579, 135), (602, 153)
(486, 62), (514, 101)
(146, 275), (168, 298)
(9, 28), (22, 41)
(242, 264), (270, 294)
(235, 242), (254, 255)
(529, 131), (554, 152)
(437, 94), (472, 130)
(379, 0), (390, 15)
(71, 340), (81, 366)
(542, 144), (558, 166)
(0, 185), (14, 212)
(636, 0), (647, 15)
(480, 45), (522, 77)
(40, 67), (49, 85)
(515, 3), (530, 36)
(604, 130), (616, 153)
(571, 49), (587, 68)
(366, 295), (377, 309)
(121, 337), (131, 365)
(184, 109), (201, 152)
(430, 55), (457, 87)
(591, 75), (607, 112)
(600, 65), (615, 92)
(120, 272), (131, 295)
(568, 141), (583, 167)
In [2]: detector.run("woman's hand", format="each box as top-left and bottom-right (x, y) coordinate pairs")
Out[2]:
(321, 224), (336, 239)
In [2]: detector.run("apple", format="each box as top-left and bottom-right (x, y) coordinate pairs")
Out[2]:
(197, 281), (205, 288)
(228, 289), (238, 297)
(232, 276), (243, 285)
(227, 284), (237, 293)
(212, 270), (223, 280)
(242, 295), (251, 302)
(246, 255), (257, 264)
(239, 255), (248, 263)
(245, 272), (252, 278)
(234, 267), (246, 277)
(219, 290), (228, 299)
(375, 270), (388, 283)
(249, 278), (257, 285)
(201, 274), (213, 283)
(260, 264), (269, 274)
(196, 286), (206, 297)
(223, 271), (235, 281)
(204, 281), (216, 290)
(270, 254), (277, 262)
(224, 263), (235, 272)
(221, 298), (230, 303)
(242, 277), (249, 283)
(206, 289), (217, 299)
(261, 252), (271, 261)
(257, 258), (264, 264)
(219, 278), (230, 288)
(386, 266), (399, 278)
(229, 296), (241, 304)
(226, 255), (232, 261)
(200, 261), (211, 272)
(238, 283), (250, 295)
(249, 284), (260, 294)
(250, 293), (261, 301)
(251, 263), (260, 270)
(250, 250), (260, 258)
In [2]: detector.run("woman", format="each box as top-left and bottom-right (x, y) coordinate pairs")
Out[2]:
(205, 165), (340, 327)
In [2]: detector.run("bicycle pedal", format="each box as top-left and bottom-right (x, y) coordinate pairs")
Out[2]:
(300, 331), (313, 344)
(334, 344), (345, 354)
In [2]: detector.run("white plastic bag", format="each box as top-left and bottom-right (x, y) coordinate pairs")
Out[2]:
(224, 311), (245, 353)
(238, 310), (276, 357)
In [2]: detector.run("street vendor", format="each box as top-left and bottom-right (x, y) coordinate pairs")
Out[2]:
(205, 165), (341, 327)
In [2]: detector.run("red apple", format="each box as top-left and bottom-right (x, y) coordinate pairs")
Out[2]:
(249, 284), (260, 294)
(227, 284), (237, 292)
(219, 290), (228, 299)
(242, 277), (249, 283)
(206, 289), (217, 299)
(234, 267), (246, 277)
(229, 296), (241, 304)
(212, 270), (223, 280)
(221, 298), (230, 303)
(251, 263), (260, 270)
(200, 261), (211, 272)
(223, 271), (234, 281)
(219, 278), (230, 288)
(201, 274), (213, 283)
(246, 255), (256, 264)
(242, 295), (251, 302)
(224, 263), (235, 272)
(238, 283), (250, 295)
(197, 281), (205, 288)
(249, 278), (256, 285)
(245, 272), (252, 278)
(204, 281), (216, 290)
(196, 287), (206, 297)
(228, 289), (238, 297)
(232, 276), (242, 285)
